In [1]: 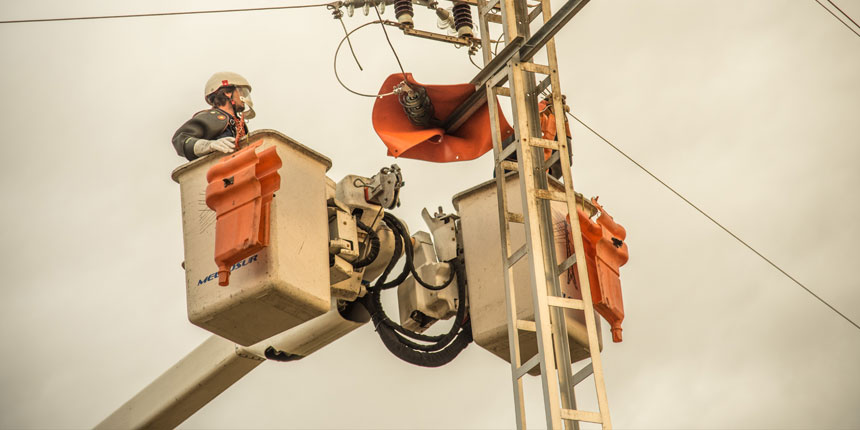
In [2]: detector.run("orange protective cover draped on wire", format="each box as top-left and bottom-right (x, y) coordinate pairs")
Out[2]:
(372, 73), (515, 162)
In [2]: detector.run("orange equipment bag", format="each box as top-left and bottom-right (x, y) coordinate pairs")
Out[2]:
(205, 141), (282, 286)
(371, 73), (514, 163)
(567, 198), (629, 342)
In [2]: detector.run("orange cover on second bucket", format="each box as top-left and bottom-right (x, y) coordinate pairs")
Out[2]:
(567, 198), (630, 343)
(372, 73), (514, 163)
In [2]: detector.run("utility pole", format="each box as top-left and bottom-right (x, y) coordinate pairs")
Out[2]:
(468, 0), (612, 428)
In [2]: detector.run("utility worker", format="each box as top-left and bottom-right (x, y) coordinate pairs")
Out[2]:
(496, 95), (572, 179)
(172, 72), (255, 161)
(538, 95), (572, 179)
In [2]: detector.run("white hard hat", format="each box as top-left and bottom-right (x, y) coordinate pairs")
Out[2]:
(204, 71), (255, 119)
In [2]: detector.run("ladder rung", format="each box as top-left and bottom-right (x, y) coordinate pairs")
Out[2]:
(514, 353), (542, 379)
(505, 211), (524, 224)
(506, 243), (527, 267)
(524, 137), (559, 150)
(496, 86), (511, 97)
(515, 319), (536, 332)
(546, 295), (584, 310)
(572, 363), (593, 386)
(558, 253), (576, 274)
(499, 141), (517, 161)
(500, 160), (518, 171)
(534, 189), (566, 202)
(518, 61), (552, 75)
(485, 12), (502, 24)
(560, 408), (602, 424)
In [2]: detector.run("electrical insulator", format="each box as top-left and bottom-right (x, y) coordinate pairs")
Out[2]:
(394, 0), (414, 26)
(341, 0), (385, 17)
(452, 2), (473, 38)
(398, 83), (435, 128)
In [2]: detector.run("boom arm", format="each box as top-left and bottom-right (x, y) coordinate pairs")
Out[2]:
(95, 302), (368, 430)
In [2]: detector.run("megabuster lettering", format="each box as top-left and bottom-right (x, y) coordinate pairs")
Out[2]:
(196, 254), (259, 286)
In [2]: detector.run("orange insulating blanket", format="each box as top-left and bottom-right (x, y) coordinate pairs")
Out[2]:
(205, 141), (282, 286)
(567, 198), (629, 343)
(372, 73), (514, 162)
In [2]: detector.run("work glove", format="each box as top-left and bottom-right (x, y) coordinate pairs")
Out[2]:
(193, 136), (236, 156)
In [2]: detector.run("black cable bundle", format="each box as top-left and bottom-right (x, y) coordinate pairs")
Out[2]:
(362, 212), (472, 367)
(352, 220), (380, 268)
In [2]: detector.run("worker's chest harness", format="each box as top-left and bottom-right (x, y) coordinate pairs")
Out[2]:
(213, 108), (247, 141)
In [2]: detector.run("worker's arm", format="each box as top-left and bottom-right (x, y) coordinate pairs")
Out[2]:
(171, 110), (231, 161)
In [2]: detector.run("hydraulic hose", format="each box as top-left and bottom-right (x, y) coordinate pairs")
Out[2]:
(373, 316), (472, 367)
(364, 255), (472, 364)
(383, 213), (456, 291)
(368, 213), (412, 291)
(361, 212), (473, 366)
(370, 212), (462, 344)
(352, 220), (380, 269)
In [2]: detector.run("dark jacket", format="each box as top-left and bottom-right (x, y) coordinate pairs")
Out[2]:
(172, 108), (248, 161)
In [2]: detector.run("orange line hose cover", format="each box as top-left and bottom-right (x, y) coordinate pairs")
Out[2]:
(205, 141), (282, 286)
(566, 198), (629, 342)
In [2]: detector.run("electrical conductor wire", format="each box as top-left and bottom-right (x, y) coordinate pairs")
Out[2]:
(333, 20), (399, 98)
(825, 0), (860, 29)
(813, 0), (860, 39)
(0, 2), (338, 24)
(336, 14), (363, 71)
(468, 51), (483, 70)
(566, 111), (860, 332)
(373, 7), (408, 81)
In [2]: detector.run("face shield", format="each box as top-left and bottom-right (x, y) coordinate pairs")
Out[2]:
(237, 86), (255, 119)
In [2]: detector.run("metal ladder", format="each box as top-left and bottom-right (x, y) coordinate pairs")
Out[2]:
(475, 0), (611, 428)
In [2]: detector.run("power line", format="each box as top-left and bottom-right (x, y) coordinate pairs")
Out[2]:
(373, 7), (408, 81)
(813, 0), (860, 39)
(331, 6), (364, 72)
(826, 0), (860, 29)
(0, 2), (337, 25)
(566, 111), (860, 332)
(333, 20), (399, 98)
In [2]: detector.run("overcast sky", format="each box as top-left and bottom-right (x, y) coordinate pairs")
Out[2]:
(1, 0), (859, 428)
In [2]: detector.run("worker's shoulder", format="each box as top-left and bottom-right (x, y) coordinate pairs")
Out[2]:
(192, 109), (230, 123)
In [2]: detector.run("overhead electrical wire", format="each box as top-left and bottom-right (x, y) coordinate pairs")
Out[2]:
(824, 0), (860, 29)
(333, 10), (413, 99)
(328, 4), (364, 71)
(8, 1), (860, 44)
(0, 2), (338, 24)
(566, 111), (860, 332)
(373, 7), (408, 81)
(333, 20), (400, 98)
(813, 0), (860, 39)
(468, 51), (483, 70)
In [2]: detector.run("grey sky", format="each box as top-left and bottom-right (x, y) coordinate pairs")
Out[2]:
(1, 0), (859, 428)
